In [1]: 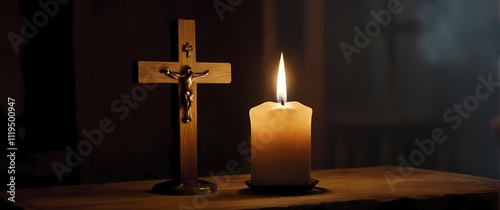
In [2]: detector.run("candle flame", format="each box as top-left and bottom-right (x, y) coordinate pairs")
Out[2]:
(277, 52), (287, 105)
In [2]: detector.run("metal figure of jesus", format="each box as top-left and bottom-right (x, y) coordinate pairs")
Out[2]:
(162, 68), (210, 123)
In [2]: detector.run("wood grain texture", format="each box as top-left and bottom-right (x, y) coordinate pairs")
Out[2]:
(194, 62), (231, 83)
(179, 83), (198, 182)
(3, 166), (499, 210)
(178, 19), (196, 66)
(138, 61), (181, 83)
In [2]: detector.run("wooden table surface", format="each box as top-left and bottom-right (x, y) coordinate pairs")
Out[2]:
(2, 166), (500, 210)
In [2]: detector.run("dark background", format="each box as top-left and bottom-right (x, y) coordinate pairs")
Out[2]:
(0, 0), (499, 187)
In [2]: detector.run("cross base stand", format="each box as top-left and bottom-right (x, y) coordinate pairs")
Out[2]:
(152, 179), (218, 195)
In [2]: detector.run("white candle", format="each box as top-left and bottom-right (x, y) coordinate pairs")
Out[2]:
(249, 53), (312, 186)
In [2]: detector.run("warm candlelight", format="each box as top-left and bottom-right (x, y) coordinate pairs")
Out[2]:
(249, 52), (313, 186)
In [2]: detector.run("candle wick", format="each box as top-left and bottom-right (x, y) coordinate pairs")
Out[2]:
(280, 97), (285, 106)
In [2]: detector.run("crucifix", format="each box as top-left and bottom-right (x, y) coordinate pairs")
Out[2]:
(137, 19), (231, 195)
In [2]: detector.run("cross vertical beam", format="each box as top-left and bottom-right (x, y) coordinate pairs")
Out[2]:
(176, 19), (198, 184)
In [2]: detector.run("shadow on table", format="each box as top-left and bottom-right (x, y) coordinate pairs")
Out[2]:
(238, 187), (329, 196)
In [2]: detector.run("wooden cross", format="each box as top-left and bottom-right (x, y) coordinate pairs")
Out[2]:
(137, 19), (231, 195)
